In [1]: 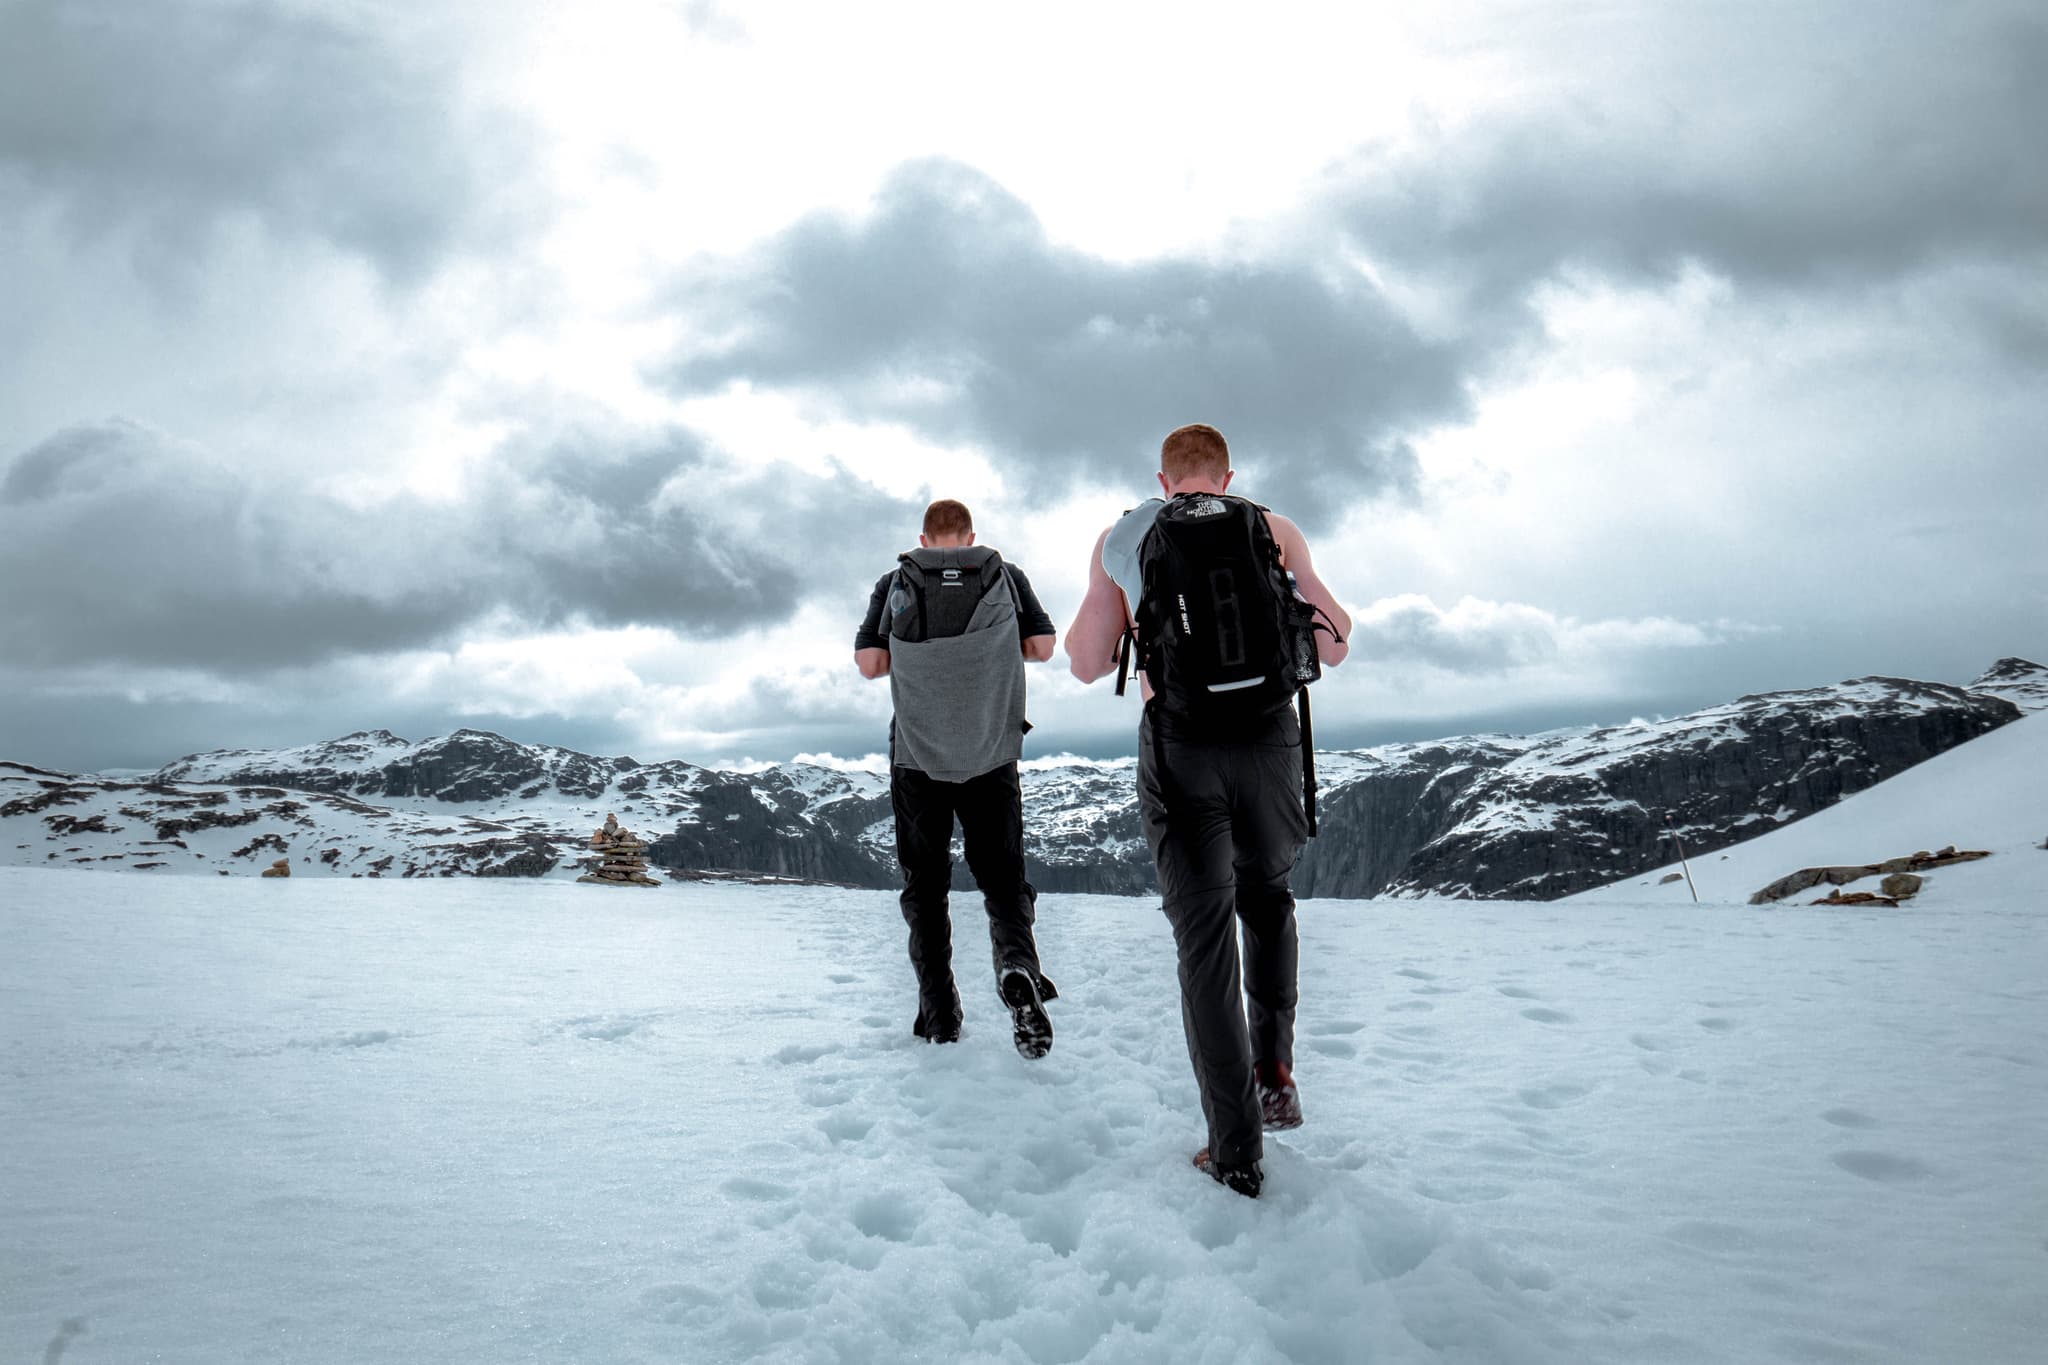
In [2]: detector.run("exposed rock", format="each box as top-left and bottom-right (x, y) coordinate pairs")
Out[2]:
(47, 813), (117, 837)
(260, 858), (291, 878)
(1967, 657), (2048, 713)
(1812, 890), (1900, 907)
(232, 833), (291, 860)
(579, 813), (660, 887)
(2, 785), (91, 818)
(155, 808), (261, 841)
(1750, 866), (1882, 903)
(1752, 850), (1989, 904)
(1880, 872), (1924, 898)
(1658, 872), (1685, 885)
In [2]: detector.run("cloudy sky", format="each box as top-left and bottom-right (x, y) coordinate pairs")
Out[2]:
(2, 0), (2043, 772)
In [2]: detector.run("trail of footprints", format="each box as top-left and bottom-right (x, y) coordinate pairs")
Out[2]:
(1363, 961), (1941, 1213)
(640, 955), (1942, 1349)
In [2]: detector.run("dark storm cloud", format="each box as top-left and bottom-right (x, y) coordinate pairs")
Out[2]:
(1330, 3), (2048, 313)
(662, 6), (2046, 526)
(0, 418), (915, 674)
(667, 160), (1453, 525)
(0, 0), (524, 284)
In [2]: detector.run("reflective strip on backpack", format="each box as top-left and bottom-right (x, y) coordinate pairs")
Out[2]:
(1206, 676), (1268, 693)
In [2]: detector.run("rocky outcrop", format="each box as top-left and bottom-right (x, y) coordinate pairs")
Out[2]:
(260, 858), (291, 878)
(1748, 847), (1991, 904)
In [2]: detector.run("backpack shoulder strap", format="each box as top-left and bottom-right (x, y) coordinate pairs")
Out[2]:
(889, 553), (928, 641)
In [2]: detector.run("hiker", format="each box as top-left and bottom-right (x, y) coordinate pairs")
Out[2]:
(1064, 424), (1352, 1197)
(854, 498), (1061, 1058)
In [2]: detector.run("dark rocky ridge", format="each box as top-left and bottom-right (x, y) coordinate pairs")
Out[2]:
(1316, 679), (2017, 900)
(71, 660), (2037, 898)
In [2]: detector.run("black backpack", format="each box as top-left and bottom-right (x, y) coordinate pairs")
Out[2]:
(1117, 493), (1341, 833)
(888, 547), (1010, 644)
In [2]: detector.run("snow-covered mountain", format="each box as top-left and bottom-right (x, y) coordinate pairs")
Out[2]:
(1569, 708), (2048, 907)
(1965, 655), (2048, 713)
(4, 660), (2037, 896)
(1299, 671), (2025, 900)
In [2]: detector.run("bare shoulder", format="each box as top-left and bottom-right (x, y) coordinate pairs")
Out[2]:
(1261, 509), (1313, 565)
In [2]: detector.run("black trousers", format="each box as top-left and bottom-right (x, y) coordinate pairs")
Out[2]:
(1137, 704), (1308, 1167)
(892, 760), (1043, 1036)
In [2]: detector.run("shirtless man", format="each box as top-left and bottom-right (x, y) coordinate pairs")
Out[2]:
(1065, 424), (1352, 1197)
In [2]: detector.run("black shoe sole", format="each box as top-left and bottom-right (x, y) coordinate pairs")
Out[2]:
(1000, 970), (1053, 1059)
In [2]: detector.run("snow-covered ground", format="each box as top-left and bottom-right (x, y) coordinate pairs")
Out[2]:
(1572, 712), (2048, 907)
(5, 854), (2044, 1364)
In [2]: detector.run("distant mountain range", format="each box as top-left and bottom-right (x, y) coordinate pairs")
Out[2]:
(5, 658), (2041, 900)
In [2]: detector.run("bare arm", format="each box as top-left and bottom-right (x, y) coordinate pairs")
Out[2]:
(1065, 527), (1130, 684)
(854, 647), (891, 679)
(1023, 633), (1057, 663)
(1266, 512), (1352, 667)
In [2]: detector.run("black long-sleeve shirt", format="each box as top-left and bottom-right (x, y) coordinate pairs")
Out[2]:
(855, 561), (1056, 651)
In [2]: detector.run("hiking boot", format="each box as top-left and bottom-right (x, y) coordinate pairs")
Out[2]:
(1257, 1060), (1303, 1131)
(999, 968), (1053, 1059)
(1193, 1147), (1263, 1199)
(913, 1003), (963, 1045)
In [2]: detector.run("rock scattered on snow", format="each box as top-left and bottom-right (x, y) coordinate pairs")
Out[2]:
(260, 857), (291, 879)
(1750, 848), (1989, 904)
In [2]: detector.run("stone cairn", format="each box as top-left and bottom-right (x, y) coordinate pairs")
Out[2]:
(579, 813), (660, 887)
(260, 857), (292, 879)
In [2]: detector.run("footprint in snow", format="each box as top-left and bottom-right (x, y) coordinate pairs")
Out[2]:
(850, 1193), (920, 1243)
(1395, 967), (1438, 981)
(1495, 985), (1541, 1000)
(817, 1112), (875, 1144)
(1306, 1037), (1359, 1059)
(1518, 1083), (1591, 1110)
(749, 1257), (822, 1310)
(1520, 1007), (1574, 1025)
(1696, 1017), (1739, 1033)
(721, 1177), (797, 1204)
(1820, 1108), (1879, 1130)
(1832, 1151), (1933, 1183)
(772, 1042), (841, 1065)
(637, 1282), (724, 1324)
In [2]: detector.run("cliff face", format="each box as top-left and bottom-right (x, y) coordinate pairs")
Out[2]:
(644, 769), (895, 887)
(1362, 680), (2019, 900)
(11, 663), (2020, 897)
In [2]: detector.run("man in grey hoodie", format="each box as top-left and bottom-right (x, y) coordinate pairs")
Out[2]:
(855, 499), (1060, 1056)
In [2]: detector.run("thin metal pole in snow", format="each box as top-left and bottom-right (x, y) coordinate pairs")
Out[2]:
(1664, 815), (1700, 904)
